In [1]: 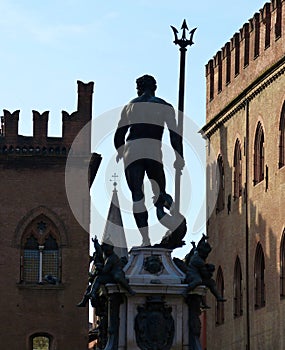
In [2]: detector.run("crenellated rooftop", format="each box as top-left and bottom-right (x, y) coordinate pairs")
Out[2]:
(0, 80), (94, 155)
(205, 0), (285, 120)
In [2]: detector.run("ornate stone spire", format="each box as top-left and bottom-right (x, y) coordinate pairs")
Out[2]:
(102, 173), (128, 258)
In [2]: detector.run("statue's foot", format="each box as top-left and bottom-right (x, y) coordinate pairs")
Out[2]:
(154, 192), (173, 211)
(141, 237), (151, 247)
(76, 296), (89, 307)
(76, 301), (87, 307)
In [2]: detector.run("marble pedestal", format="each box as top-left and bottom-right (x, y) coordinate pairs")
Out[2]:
(104, 247), (206, 350)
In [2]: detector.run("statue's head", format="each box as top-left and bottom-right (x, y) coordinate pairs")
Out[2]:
(196, 241), (212, 258)
(101, 242), (114, 256)
(136, 75), (157, 96)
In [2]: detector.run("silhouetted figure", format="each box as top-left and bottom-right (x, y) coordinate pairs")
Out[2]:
(183, 236), (226, 303)
(77, 236), (104, 307)
(114, 75), (184, 246)
(88, 243), (135, 303)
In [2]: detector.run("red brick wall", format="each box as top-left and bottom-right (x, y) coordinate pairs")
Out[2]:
(203, 1), (285, 349)
(0, 81), (101, 349)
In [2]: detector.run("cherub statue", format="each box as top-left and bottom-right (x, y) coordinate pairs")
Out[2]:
(174, 235), (226, 306)
(77, 236), (104, 307)
(182, 235), (226, 303)
(88, 242), (136, 304)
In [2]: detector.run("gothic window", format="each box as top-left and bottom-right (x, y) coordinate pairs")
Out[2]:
(253, 122), (265, 185)
(254, 243), (265, 309)
(279, 103), (285, 168)
(30, 334), (51, 350)
(280, 230), (285, 297)
(233, 256), (243, 318)
(216, 155), (225, 213)
(233, 139), (242, 199)
(21, 216), (61, 284)
(216, 266), (225, 325)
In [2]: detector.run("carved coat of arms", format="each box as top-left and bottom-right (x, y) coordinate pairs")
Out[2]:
(143, 255), (163, 274)
(134, 296), (174, 350)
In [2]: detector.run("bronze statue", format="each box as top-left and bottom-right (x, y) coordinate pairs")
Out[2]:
(114, 75), (184, 246)
(77, 236), (104, 307)
(77, 236), (134, 307)
(88, 242), (135, 303)
(181, 235), (226, 302)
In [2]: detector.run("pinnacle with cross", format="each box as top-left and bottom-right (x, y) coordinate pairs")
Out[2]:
(110, 172), (119, 190)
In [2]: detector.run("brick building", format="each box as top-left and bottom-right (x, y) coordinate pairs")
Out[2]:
(0, 81), (101, 349)
(201, 1), (285, 349)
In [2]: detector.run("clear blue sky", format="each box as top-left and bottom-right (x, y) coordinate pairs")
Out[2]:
(1, 0), (266, 131)
(0, 0), (266, 246)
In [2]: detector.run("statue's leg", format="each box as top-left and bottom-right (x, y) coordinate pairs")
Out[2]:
(125, 161), (151, 246)
(77, 284), (91, 307)
(205, 279), (227, 302)
(114, 274), (136, 296)
(145, 159), (166, 201)
(133, 205), (150, 246)
(89, 278), (101, 300)
(184, 275), (203, 296)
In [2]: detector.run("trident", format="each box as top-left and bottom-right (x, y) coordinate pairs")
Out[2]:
(171, 20), (196, 212)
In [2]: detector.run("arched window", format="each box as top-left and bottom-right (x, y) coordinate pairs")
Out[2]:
(215, 266), (225, 325)
(253, 122), (265, 185)
(233, 139), (242, 199)
(216, 155), (225, 213)
(233, 256), (243, 317)
(21, 215), (61, 284)
(254, 243), (265, 308)
(279, 103), (285, 168)
(30, 334), (51, 350)
(280, 230), (285, 297)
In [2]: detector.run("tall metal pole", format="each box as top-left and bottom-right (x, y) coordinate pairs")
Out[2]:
(171, 20), (196, 211)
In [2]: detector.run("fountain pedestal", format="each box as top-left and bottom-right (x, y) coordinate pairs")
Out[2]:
(103, 247), (206, 350)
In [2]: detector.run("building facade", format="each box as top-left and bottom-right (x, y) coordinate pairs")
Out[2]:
(202, 1), (285, 349)
(0, 81), (101, 349)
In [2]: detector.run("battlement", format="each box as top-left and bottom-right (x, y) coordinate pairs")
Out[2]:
(0, 80), (94, 154)
(205, 0), (285, 120)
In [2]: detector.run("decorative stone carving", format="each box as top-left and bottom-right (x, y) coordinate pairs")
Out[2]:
(134, 296), (174, 350)
(124, 247), (185, 285)
(143, 255), (163, 275)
